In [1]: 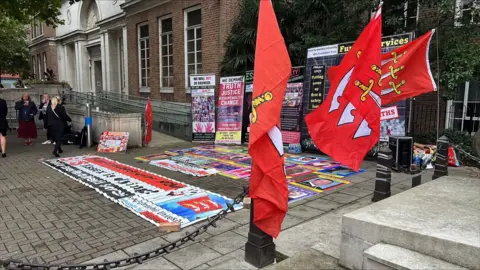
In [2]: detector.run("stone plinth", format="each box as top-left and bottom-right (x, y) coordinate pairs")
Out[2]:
(339, 176), (480, 270)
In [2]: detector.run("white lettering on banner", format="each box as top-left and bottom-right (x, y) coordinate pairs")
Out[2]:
(381, 106), (399, 121)
(190, 75), (216, 87)
(307, 45), (339, 58)
(119, 196), (188, 224)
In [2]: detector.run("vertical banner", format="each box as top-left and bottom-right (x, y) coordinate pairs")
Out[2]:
(242, 70), (254, 144)
(190, 74), (216, 142)
(301, 33), (413, 151)
(215, 76), (245, 144)
(281, 67), (304, 144)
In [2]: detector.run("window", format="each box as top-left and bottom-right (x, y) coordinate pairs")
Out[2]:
(159, 17), (174, 91)
(456, 0), (480, 25)
(43, 52), (47, 74)
(138, 23), (150, 90)
(184, 7), (202, 87)
(447, 79), (480, 135)
(37, 54), (42, 80)
(403, 0), (419, 29)
(32, 19), (43, 38)
(32, 56), (36, 78)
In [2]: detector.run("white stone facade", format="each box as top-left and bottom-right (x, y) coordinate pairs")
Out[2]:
(56, 0), (128, 94)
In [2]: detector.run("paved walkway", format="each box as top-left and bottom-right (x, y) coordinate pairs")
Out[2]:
(1, 132), (475, 269)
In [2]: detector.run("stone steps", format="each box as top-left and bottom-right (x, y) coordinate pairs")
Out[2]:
(363, 244), (467, 270)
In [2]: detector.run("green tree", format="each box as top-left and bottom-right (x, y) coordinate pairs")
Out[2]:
(0, 16), (30, 80)
(0, 0), (63, 26)
(221, 0), (480, 99)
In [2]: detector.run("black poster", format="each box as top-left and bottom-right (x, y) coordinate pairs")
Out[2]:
(307, 65), (325, 111)
(242, 70), (254, 144)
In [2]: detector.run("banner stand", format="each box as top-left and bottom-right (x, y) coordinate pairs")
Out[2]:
(190, 74), (216, 143)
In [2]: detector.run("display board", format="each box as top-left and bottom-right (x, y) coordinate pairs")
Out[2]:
(301, 33), (413, 151)
(215, 76), (245, 144)
(190, 74), (216, 142)
(97, 132), (129, 153)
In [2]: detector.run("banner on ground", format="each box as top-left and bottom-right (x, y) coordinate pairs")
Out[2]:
(43, 156), (241, 228)
(243, 67), (305, 145)
(301, 33), (413, 151)
(97, 132), (129, 153)
(215, 76), (245, 145)
(190, 74), (216, 142)
(149, 159), (219, 177)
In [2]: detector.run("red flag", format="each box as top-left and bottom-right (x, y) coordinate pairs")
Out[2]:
(248, 0), (291, 238)
(381, 30), (437, 105)
(305, 5), (382, 171)
(145, 98), (152, 145)
(342, 6), (382, 135)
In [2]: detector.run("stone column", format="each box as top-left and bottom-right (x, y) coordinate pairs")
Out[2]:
(372, 147), (393, 202)
(432, 135), (449, 180)
(122, 26), (129, 95)
(75, 41), (89, 93)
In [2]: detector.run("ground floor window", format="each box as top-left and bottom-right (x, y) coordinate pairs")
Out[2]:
(448, 79), (480, 135)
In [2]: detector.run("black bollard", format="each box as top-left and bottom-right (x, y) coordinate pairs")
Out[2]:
(432, 135), (449, 180)
(372, 146), (393, 202)
(412, 174), (422, 187)
(245, 199), (276, 268)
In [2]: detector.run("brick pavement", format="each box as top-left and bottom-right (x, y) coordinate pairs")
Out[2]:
(0, 132), (465, 269)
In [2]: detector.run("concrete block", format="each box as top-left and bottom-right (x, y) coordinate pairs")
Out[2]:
(339, 232), (373, 270)
(363, 243), (468, 270)
(340, 176), (480, 270)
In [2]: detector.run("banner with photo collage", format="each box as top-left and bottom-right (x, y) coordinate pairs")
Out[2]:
(301, 33), (413, 151)
(43, 156), (242, 228)
(242, 67), (305, 145)
(215, 76), (245, 145)
(190, 74), (216, 142)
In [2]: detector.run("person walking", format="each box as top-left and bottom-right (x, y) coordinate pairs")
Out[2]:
(39, 94), (52, 144)
(46, 96), (71, 157)
(0, 97), (8, 157)
(15, 92), (38, 145)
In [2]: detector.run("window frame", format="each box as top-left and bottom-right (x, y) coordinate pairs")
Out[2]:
(32, 56), (36, 79)
(159, 15), (174, 93)
(455, 0), (479, 26)
(184, 5), (202, 91)
(37, 54), (42, 80)
(446, 80), (480, 135)
(43, 52), (47, 75)
(119, 37), (126, 90)
(137, 22), (150, 92)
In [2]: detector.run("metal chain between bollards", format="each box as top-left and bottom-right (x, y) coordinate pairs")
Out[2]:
(0, 187), (249, 270)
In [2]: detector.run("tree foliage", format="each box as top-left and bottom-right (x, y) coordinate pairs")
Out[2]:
(221, 0), (480, 99)
(0, 0), (63, 26)
(0, 16), (30, 77)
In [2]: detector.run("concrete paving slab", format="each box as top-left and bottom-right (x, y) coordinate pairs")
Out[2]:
(164, 243), (221, 270)
(232, 224), (249, 237)
(123, 237), (168, 256)
(203, 219), (242, 236)
(225, 209), (250, 225)
(281, 214), (305, 230)
(161, 229), (212, 247)
(83, 250), (129, 264)
(208, 258), (257, 270)
(305, 198), (343, 212)
(339, 187), (373, 197)
(276, 197), (372, 258)
(206, 249), (244, 266)
(263, 248), (345, 270)
(202, 232), (246, 255)
(128, 257), (180, 270)
(191, 264), (210, 270)
(287, 205), (325, 220)
(322, 192), (360, 204)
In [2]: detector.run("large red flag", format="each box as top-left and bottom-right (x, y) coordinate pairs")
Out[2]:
(145, 98), (152, 145)
(342, 6), (382, 135)
(381, 30), (437, 105)
(305, 6), (382, 172)
(248, 0), (291, 238)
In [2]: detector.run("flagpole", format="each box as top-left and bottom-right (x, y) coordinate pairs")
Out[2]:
(435, 28), (440, 141)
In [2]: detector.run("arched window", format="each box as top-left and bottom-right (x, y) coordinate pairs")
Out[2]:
(80, 0), (99, 30)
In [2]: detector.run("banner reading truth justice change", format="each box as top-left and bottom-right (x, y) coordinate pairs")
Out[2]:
(215, 76), (245, 145)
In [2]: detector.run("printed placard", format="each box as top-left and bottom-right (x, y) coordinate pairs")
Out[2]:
(216, 76), (245, 145)
(97, 132), (129, 153)
(191, 88), (216, 142)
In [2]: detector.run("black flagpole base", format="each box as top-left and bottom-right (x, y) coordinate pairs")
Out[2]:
(244, 199), (276, 268)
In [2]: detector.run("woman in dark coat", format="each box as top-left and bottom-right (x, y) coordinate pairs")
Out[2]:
(0, 97), (8, 157)
(15, 92), (38, 145)
(46, 96), (71, 157)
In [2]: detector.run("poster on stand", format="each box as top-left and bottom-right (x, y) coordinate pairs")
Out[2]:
(301, 33), (412, 151)
(97, 132), (129, 153)
(243, 67), (305, 145)
(215, 76), (245, 145)
(190, 74), (216, 142)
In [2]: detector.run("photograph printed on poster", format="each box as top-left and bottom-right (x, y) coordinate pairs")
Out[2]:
(286, 165), (314, 178)
(192, 89), (215, 134)
(320, 166), (366, 177)
(290, 174), (348, 192)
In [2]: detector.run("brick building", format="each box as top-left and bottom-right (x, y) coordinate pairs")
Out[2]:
(122, 0), (241, 102)
(28, 20), (58, 80)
